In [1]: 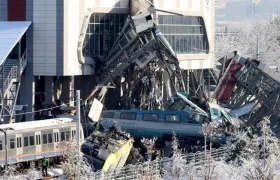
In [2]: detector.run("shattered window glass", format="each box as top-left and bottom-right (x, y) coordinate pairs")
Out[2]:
(158, 15), (209, 54)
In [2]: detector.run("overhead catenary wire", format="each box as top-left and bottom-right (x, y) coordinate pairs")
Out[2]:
(0, 99), (83, 117)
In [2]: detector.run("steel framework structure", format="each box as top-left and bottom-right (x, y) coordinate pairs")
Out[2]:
(213, 52), (280, 132)
(81, 2), (188, 110)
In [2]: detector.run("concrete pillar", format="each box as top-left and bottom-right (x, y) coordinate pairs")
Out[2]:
(61, 76), (70, 104)
(45, 76), (53, 104)
(19, 66), (35, 121)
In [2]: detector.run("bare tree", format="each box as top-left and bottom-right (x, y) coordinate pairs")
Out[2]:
(215, 20), (280, 64)
(25, 161), (41, 180)
(0, 162), (40, 180)
(60, 140), (95, 180)
(242, 118), (280, 180)
(200, 122), (221, 180)
(139, 137), (161, 180)
(141, 137), (158, 162)
(164, 132), (187, 180)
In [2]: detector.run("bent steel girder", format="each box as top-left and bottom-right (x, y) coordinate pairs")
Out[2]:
(81, 0), (189, 110)
(84, 14), (185, 110)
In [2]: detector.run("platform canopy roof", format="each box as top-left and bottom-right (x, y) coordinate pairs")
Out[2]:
(0, 21), (31, 66)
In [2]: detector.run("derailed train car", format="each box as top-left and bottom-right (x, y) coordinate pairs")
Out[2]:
(100, 92), (243, 147)
(81, 129), (133, 172)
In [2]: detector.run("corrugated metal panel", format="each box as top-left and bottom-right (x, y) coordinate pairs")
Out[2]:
(0, 21), (31, 66)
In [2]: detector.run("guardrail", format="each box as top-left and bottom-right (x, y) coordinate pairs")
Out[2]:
(93, 147), (227, 180)
(1, 66), (18, 98)
(19, 50), (27, 75)
(0, 49), (28, 101)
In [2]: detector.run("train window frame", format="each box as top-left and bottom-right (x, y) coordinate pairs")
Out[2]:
(71, 130), (76, 138)
(66, 131), (71, 140)
(0, 140), (2, 150)
(10, 138), (15, 149)
(142, 113), (159, 121)
(24, 137), (28, 147)
(17, 137), (22, 148)
(120, 112), (136, 120)
(42, 134), (48, 144)
(101, 111), (114, 118)
(29, 136), (34, 146)
(61, 132), (65, 141)
(165, 114), (181, 123)
(36, 135), (41, 145)
(212, 108), (220, 116)
(54, 132), (59, 142)
(48, 133), (53, 143)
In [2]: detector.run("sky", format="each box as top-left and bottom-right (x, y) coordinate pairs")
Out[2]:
(216, 0), (280, 22)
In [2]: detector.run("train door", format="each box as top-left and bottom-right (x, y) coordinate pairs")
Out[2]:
(15, 134), (23, 160)
(70, 127), (76, 140)
(53, 129), (60, 152)
(35, 131), (42, 157)
(71, 126), (83, 145)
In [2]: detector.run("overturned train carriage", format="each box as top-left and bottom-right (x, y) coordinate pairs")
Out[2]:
(81, 130), (133, 172)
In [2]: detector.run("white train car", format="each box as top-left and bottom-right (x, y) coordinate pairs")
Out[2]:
(0, 117), (84, 166)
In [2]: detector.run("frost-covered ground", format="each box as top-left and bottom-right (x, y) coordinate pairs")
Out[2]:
(0, 168), (63, 180)
(162, 161), (280, 180)
(2, 119), (280, 180)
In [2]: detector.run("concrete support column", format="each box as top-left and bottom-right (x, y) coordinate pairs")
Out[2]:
(19, 66), (35, 121)
(62, 76), (70, 104)
(45, 76), (53, 104)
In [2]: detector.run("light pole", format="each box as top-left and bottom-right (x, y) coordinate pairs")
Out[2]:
(76, 90), (81, 149)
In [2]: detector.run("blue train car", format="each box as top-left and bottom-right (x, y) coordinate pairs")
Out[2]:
(100, 109), (216, 141)
(99, 92), (243, 145)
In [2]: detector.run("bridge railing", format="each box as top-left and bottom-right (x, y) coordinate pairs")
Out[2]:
(94, 147), (228, 180)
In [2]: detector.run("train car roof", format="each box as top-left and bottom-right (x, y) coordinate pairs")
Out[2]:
(103, 109), (188, 114)
(0, 117), (76, 131)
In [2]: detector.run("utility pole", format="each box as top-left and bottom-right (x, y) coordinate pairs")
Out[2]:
(187, 70), (190, 93)
(76, 90), (81, 149)
(208, 69), (211, 101)
(256, 37), (260, 60)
